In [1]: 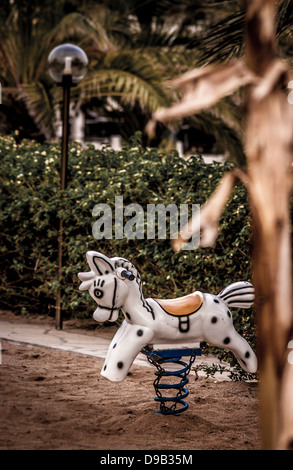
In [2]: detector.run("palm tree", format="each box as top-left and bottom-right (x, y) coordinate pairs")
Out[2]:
(0, 0), (173, 141)
(0, 0), (242, 150)
(1, 0), (291, 159)
(0, 0), (246, 152)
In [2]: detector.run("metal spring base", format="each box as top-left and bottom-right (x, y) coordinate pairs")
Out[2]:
(142, 348), (201, 415)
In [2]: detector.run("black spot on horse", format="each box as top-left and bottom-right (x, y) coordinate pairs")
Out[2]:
(223, 337), (230, 345)
(117, 361), (124, 369)
(245, 351), (250, 358)
(227, 310), (231, 318)
(213, 298), (219, 304)
(137, 329), (143, 336)
(113, 343), (117, 349)
(211, 316), (218, 323)
(103, 365), (107, 371)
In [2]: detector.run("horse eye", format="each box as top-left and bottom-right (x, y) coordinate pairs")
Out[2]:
(94, 288), (104, 299)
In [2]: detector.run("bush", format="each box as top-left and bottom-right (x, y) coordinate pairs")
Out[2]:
(0, 131), (255, 369)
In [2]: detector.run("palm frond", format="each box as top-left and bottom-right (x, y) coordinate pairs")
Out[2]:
(47, 12), (112, 54)
(276, 0), (293, 64)
(20, 82), (55, 140)
(77, 50), (172, 112)
(195, 9), (245, 65)
(192, 1), (292, 66)
(78, 68), (170, 112)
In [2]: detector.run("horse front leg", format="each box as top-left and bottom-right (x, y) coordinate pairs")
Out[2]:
(100, 320), (154, 382)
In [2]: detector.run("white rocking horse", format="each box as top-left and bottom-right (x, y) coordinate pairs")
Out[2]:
(78, 251), (257, 382)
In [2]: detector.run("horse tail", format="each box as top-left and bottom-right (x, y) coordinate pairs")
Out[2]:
(217, 281), (254, 309)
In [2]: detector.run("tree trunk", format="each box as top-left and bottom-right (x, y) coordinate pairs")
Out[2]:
(244, 0), (293, 450)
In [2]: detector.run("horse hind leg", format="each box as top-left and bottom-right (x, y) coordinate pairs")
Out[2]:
(222, 330), (257, 373)
(202, 309), (257, 373)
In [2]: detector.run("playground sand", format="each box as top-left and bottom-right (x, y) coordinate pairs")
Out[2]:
(0, 314), (261, 451)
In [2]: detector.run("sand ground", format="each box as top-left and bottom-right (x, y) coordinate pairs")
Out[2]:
(0, 312), (261, 451)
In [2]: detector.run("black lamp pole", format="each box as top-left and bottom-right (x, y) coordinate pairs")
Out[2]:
(56, 74), (72, 330)
(48, 44), (88, 330)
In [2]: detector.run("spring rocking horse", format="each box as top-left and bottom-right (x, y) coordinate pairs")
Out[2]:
(78, 251), (257, 414)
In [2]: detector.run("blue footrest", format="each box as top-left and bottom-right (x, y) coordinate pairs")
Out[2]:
(146, 347), (201, 360)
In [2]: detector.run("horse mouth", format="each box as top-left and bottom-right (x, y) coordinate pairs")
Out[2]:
(96, 304), (122, 319)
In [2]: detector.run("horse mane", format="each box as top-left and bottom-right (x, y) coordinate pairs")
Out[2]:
(112, 257), (140, 279)
(112, 256), (155, 319)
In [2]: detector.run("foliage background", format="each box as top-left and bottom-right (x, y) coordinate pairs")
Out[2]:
(0, 132), (256, 373)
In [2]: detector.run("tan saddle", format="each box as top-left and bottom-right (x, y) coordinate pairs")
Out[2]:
(154, 292), (203, 317)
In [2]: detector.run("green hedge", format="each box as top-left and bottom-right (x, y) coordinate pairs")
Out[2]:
(0, 132), (255, 358)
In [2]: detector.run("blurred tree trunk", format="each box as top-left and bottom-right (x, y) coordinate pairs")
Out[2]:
(148, 0), (293, 448)
(243, 0), (293, 449)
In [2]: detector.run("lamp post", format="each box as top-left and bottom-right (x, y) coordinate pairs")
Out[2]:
(48, 44), (88, 329)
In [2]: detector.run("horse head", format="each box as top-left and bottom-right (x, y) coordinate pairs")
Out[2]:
(78, 251), (138, 323)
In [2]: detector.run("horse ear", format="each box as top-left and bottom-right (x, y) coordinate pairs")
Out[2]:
(86, 251), (114, 275)
(218, 281), (254, 308)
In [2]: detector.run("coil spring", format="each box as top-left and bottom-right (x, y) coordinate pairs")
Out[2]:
(143, 348), (201, 415)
